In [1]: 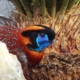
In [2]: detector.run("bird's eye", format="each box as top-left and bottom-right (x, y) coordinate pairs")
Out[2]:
(39, 33), (45, 37)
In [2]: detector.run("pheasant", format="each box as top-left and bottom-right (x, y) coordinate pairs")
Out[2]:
(0, 25), (55, 74)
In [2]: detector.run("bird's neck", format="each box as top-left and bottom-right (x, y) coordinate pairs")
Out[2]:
(18, 29), (44, 65)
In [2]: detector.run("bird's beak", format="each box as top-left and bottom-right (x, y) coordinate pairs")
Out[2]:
(51, 39), (56, 44)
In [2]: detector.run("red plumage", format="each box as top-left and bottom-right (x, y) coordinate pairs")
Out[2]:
(0, 26), (23, 54)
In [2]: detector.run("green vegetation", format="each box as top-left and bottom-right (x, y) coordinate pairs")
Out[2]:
(9, 0), (80, 22)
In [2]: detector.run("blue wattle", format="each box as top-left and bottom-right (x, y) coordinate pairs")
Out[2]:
(36, 34), (49, 46)
(35, 41), (50, 52)
(29, 34), (51, 52)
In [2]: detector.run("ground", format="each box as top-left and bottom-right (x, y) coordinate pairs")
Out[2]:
(25, 52), (80, 80)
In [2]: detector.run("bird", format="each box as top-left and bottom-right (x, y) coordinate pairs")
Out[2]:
(0, 25), (55, 68)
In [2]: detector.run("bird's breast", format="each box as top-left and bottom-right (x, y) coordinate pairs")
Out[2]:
(24, 46), (44, 65)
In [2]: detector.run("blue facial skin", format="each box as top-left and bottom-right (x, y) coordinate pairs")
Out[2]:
(29, 34), (51, 52)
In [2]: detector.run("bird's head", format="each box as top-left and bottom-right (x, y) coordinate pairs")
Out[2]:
(18, 25), (55, 65)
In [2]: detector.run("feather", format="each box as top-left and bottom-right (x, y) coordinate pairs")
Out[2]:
(0, 25), (55, 66)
